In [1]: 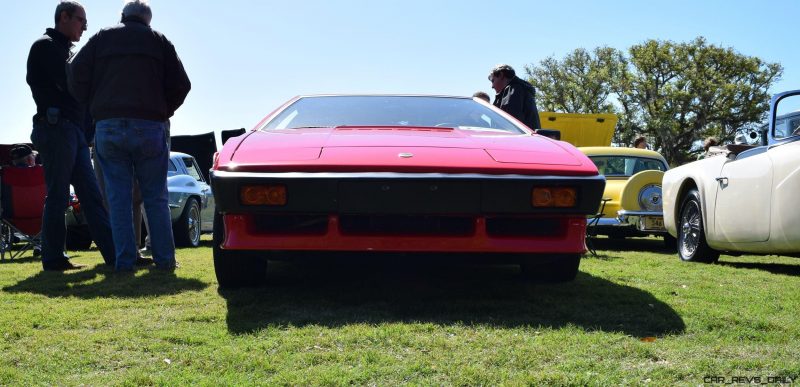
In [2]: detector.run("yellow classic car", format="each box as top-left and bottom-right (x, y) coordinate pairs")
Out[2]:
(539, 112), (673, 246)
(580, 147), (670, 242)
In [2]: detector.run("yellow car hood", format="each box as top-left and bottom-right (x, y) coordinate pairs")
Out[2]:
(539, 112), (618, 147)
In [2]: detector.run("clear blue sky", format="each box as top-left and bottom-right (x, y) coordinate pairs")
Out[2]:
(3, 0), (798, 145)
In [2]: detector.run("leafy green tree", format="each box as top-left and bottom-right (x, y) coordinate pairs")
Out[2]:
(525, 37), (783, 165)
(526, 47), (625, 114)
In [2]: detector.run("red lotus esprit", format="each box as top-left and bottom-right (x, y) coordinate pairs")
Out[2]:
(210, 95), (605, 288)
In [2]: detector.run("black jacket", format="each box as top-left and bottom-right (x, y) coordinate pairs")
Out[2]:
(493, 76), (541, 129)
(68, 17), (191, 122)
(26, 28), (84, 124)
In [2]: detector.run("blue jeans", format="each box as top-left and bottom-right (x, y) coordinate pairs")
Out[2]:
(95, 118), (175, 271)
(30, 119), (115, 267)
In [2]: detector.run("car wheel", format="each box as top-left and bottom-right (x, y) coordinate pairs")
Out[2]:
(520, 254), (581, 282)
(65, 225), (92, 250)
(677, 189), (719, 263)
(213, 212), (267, 288)
(173, 197), (201, 247)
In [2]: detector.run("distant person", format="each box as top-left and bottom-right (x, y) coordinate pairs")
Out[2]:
(488, 64), (541, 129)
(633, 136), (648, 149)
(697, 137), (720, 160)
(27, 1), (116, 271)
(472, 91), (490, 103)
(9, 144), (39, 167)
(68, 0), (191, 272)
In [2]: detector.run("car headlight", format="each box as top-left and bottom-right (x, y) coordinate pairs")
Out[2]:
(638, 184), (662, 212)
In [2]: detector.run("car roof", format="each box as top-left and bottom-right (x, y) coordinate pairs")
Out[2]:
(169, 151), (193, 159)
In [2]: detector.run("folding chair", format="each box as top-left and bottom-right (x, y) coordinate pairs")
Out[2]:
(0, 165), (46, 260)
(585, 198), (610, 257)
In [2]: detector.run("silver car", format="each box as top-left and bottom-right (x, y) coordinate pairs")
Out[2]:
(66, 151), (215, 249)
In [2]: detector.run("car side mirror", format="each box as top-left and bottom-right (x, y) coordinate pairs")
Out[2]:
(536, 129), (561, 140)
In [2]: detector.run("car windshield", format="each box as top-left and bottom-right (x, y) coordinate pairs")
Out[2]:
(588, 155), (667, 177)
(773, 112), (800, 139)
(261, 96), (526, 134)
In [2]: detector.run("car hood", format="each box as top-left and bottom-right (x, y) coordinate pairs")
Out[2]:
(218, 127), (597, 175)
(539, 112), (618, 147)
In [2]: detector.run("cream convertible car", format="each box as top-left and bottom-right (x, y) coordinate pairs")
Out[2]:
(662, 90), (800, 262)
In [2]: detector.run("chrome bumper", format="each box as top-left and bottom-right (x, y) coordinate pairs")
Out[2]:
(616, 210), (666, 233)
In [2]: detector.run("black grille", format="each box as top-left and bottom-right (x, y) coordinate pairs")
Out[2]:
(486, 217), (564, 237)
(339, 215), (474, 236)
(252, 214), (328, 234)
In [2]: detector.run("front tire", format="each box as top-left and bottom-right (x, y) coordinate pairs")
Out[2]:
(677, 189), (719, 263)
(520, 254), (581, 282)
(174, 197), (201, 247)
(213, 213), (267, 288)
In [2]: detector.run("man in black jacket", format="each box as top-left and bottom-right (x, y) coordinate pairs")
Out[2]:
(489, 64), (541, 130)
(27, 1), (116, 271)
(68, 0), (191, 272)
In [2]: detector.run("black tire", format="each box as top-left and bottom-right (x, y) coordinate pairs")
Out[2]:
(677, 189), (719, 263)
(65, 225), (93, 250)
(520, 254), (581, 283)
(173, 197), (201, 247)
(213, 213), (267, 288)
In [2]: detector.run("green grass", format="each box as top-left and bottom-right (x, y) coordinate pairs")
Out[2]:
(1, 236), (799, 385)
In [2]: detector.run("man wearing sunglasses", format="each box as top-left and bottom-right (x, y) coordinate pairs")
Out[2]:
(26, 1), (117, 271)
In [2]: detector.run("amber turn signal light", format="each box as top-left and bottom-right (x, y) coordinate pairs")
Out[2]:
(532, 187), (576, 208)
(240, 185), (287, 206)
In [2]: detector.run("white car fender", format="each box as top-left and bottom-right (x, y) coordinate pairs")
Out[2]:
(662, 155), (728, 239)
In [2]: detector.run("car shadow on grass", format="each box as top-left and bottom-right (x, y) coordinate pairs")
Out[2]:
(717, 260), (800, 277)
(3, 264), (207, 298)
(220, 256), (685, 338)
(588, 237), (675, 254)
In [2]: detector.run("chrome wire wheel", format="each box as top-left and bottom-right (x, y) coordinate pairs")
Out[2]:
(679, 199), (700, 258)
(174, 198), (201, 247)
(187, 203), (201, 246)
(677, 189), (719, 263)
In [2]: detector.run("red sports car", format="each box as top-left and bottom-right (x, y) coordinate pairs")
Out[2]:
(211, 95), (605, 287)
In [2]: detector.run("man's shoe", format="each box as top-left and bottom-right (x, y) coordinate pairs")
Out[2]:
(139, 247), (152, 257)
(43, 260), (85, 271)
(135, 256), (154, 266)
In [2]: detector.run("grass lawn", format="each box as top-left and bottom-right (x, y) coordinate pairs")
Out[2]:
(1, 236), (799, 385)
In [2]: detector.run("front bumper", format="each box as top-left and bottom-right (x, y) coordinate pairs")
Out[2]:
(212, 171), (606, 253)
(616, 210), (667, 234)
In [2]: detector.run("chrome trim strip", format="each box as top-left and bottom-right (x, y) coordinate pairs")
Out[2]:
(212, 170), (604, 181)
(617, 210), (663, 217)
(593, 217), (624, 227)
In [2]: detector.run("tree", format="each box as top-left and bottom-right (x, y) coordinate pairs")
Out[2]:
(525, 47), (625, 114)
(525, 37), (783, 165)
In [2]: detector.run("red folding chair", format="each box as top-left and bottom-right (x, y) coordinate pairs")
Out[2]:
(1, 165), (46, 260)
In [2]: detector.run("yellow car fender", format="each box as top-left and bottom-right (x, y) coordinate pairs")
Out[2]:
(619, 170), (665, 211)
